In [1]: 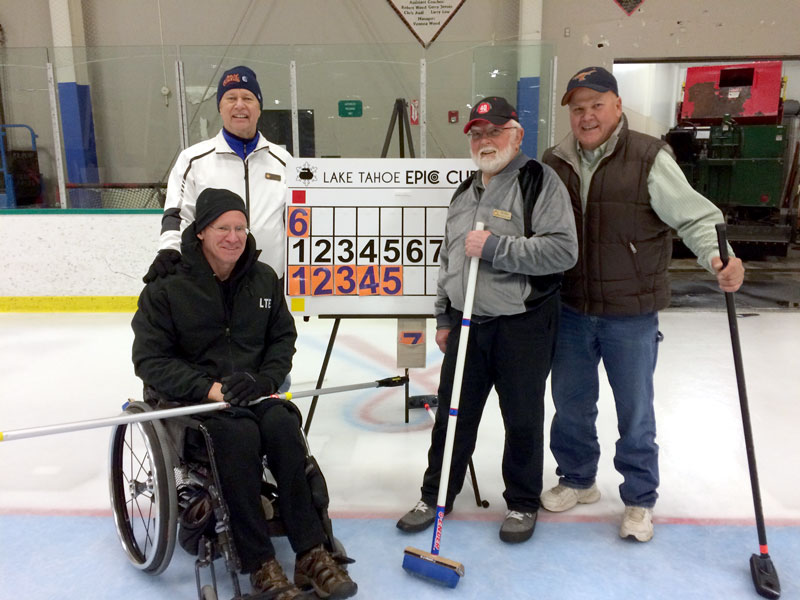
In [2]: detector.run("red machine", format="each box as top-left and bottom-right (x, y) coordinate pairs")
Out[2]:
(679, 60), (783, 125)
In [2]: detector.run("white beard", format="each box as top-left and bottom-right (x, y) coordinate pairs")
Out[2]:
(471, 142), (517, 176)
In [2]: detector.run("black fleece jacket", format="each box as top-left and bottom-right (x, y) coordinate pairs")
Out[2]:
(132, 223), (296, 403)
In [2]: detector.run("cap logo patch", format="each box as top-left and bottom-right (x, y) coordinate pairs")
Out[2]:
(222, 73), (241, 87)
(476, 102), (492, 114)
(573, 69), (597, 82)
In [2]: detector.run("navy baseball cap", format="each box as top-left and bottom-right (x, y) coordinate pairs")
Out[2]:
(561, 66), (619, 105)
(463, 97), (519, 133)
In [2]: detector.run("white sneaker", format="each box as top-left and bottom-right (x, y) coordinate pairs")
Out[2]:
(540, 483), (601, 512)
(619, 506), (654, 542)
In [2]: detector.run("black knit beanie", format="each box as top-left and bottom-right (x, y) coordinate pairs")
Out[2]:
(194, 188), (247, 232)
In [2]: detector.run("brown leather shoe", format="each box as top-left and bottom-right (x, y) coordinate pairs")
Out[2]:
(294, 544), (357, 599)
(250, 557), (304, 599)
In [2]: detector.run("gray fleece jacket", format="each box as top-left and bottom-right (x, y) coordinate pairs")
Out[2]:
(434, 152), (578, 328)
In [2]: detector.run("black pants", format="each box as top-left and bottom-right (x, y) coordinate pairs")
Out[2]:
(200, 402), (326, 573)
(421, 294), (560, 512)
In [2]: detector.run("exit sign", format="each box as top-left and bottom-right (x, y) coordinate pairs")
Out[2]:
(338, 100), (363, 117)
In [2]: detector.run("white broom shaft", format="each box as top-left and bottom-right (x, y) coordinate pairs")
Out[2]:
(434, 221), (484, 513)
(0, 401), (229, 442)
(274, 379), (379, 400)
(1, 376), (407, 443)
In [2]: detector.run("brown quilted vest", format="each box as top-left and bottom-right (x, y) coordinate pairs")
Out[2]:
(542, 121), (672, 316)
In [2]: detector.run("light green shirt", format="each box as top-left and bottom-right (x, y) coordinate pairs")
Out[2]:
(577, 119), (729, 273)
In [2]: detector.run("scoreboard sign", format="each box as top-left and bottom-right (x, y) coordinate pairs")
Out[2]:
(285, 158), (475, 316)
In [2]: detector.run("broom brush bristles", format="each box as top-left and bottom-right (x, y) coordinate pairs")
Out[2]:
(402, 546), (464, 588)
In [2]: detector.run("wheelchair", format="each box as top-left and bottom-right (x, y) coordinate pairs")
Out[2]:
(108, 395), (351, 600)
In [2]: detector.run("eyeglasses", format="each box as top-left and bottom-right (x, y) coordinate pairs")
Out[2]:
(209, 224), (249, 236)
(467, 126), (517, 141)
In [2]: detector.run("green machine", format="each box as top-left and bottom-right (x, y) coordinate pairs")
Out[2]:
(665, 61), (797, 253)
(666, 117), (793, 250)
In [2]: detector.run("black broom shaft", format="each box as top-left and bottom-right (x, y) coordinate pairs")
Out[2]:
(305, 317), (341, 435)
(723, 289), (769, 547)
(716, 224), (769, 549)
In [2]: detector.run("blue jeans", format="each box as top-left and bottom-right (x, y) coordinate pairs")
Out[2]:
(549, 305), (662, 507)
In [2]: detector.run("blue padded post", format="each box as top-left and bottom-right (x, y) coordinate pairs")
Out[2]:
(517, 76), (540, 158)
(58, 82), (101, 208)
(0, 128), (14, 208)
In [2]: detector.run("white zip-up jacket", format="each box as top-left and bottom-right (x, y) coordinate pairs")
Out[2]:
(158, 129), (292, 278)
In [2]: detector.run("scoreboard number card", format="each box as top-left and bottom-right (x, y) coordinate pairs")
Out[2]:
(286, 158), (475, 316)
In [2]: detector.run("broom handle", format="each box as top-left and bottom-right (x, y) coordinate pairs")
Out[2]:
(431, 221), (484, 555)
(0, 376), (407, 443)
(272, 375), (407, 401)
(0, 401), (229, 442)
(715, 223), (769, 552)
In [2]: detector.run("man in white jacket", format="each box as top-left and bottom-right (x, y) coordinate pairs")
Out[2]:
(144, 65), (291, 282)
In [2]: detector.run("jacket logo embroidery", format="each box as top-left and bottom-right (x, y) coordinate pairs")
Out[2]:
(260, 298), (272, 309)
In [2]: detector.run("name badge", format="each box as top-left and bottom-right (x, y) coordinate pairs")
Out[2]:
(492, 209), (512, 221)
(265, 172), (282, 181)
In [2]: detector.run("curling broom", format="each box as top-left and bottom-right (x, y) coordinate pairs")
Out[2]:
(0, 376), (408, 442)
(715, 223), (780, 599)
(401, 221), (484, 588)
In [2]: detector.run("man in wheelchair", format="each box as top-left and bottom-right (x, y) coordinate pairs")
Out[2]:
(132, 187), (357, 599)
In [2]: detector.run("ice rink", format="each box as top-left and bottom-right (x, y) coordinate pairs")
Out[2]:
(1, 308), (798, 599)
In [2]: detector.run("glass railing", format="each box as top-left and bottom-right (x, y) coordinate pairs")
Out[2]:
(0, 41), (554, 209)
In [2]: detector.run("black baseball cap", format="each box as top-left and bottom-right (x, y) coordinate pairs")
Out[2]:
(561, 66), (619, 105)
(463, 97), (519, 133)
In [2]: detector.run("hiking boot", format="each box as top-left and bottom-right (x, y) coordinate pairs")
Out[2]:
(540, 483), (600, 512)
(619, 506), (654, 542)
(295, 544), (357, 599)
(396, 499), (436, 533)
(250, 557), (304, 599)
(499, 510), (537, 543)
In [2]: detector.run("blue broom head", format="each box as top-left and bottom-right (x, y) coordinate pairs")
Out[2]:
(402, 549), (463, 588)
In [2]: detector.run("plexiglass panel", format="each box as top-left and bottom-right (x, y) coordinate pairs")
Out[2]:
(0, 41), (554, 209)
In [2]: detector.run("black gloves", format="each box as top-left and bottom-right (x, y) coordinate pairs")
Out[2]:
(143, 249), (181, 283)
(221, 371), (276, 406)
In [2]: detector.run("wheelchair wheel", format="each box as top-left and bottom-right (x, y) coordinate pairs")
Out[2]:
(108, 401), (178, 574)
